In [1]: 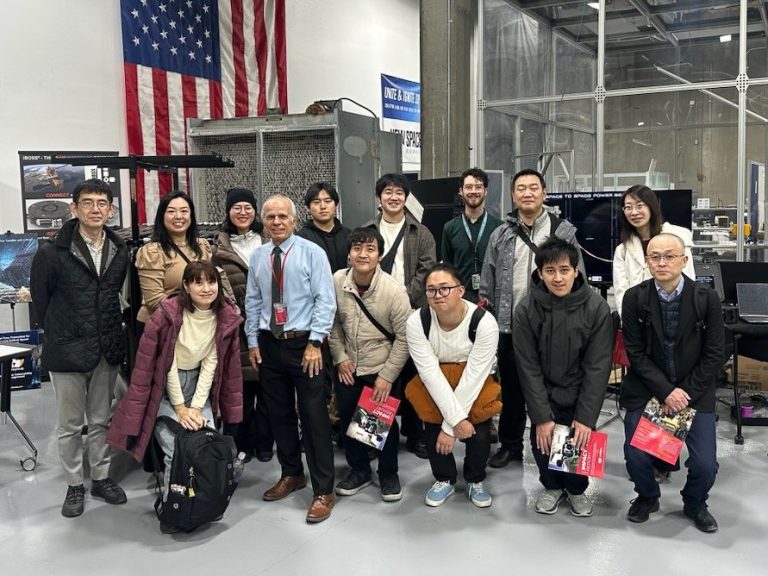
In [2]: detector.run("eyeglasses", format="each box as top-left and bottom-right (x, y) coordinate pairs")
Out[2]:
(647, 253), (685, 264)
(425, 285), (462, 298)
(231, 205), (254, 214)
(622, 202), (647, 213)
(78, 199), (111, 210)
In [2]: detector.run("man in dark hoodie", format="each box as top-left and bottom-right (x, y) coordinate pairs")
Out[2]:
(296, 182), (351, 272)
(513, 237), (613, 518)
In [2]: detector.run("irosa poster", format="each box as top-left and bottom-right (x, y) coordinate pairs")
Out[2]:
(381, 74), (421, 166)
(18, 151), (122, 238)
(0, 233), (36, 304)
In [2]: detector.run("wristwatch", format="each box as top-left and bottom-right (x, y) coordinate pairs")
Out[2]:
(308, 339), (322, 348)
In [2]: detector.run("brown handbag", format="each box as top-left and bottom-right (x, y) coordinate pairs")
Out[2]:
(405, 362), (502, 425)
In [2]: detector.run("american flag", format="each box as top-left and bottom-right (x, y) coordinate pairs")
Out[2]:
(121, 0), (287, 223)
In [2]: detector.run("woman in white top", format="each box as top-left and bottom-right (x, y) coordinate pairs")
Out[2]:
(405, 263), (499, 509)
(613, 185), (696, 316)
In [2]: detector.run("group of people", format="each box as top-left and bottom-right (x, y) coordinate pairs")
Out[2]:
(30, 166), (724, 535)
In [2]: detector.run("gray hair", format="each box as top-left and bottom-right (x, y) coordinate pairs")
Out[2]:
(261, 194), (298, 221)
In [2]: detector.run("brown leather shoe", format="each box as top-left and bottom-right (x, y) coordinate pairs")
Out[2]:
(306, 494), (335, 523)
(263, 475), (307, 501)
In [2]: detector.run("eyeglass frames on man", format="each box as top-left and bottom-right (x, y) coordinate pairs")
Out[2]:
(425, 285), (462, 298)
(647, 253), (684, 264)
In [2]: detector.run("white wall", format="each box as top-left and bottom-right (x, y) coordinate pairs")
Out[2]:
(0, 0), (419, 330)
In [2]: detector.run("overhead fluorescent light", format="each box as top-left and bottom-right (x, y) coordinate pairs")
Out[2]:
(587, 2), (600, 8)
(720, 34), (732, 43)
(632, 138), (652, 148)
(637, 121), (645, 126)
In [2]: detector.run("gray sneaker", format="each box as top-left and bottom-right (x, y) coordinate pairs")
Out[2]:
(535, 489), (567, 515)
(62, 484), (86, 517)
(566, 491), (593, 517)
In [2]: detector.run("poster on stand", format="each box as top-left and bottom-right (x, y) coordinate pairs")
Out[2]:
(381, 74), (421, 166)
(18, 151), (122, 238)
(0, 331), (41, 391)
(0, 234), (36, 304)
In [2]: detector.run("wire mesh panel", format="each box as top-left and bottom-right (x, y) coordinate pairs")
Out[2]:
(188, 133), (261, 223)
(260, 129), (336, 224)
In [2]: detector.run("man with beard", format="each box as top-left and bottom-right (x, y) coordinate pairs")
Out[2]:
(440, 168), (502, 303)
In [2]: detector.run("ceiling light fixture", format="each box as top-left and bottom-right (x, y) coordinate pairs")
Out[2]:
(637, 121), (645, 126)
(587, 2), (600, 9)
(720, 34), (732, 43)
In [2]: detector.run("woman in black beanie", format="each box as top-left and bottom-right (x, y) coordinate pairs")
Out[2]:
(212, 187), (274, 462)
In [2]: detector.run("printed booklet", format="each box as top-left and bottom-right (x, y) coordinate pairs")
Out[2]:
(548, 424), (608, 478)
(346, 386), (401, 450)
(629, 397), (696, 465)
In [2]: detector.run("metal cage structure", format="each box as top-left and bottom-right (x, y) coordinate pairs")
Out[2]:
(187, 109), (402, 228)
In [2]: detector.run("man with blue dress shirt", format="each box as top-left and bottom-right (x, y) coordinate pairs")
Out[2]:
(246, 194), (337, 524)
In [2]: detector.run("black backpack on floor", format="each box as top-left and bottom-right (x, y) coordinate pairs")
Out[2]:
(151, 416), (238, 533)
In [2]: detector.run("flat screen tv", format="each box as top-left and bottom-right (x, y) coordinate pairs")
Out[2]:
(544, 190), (693, 286)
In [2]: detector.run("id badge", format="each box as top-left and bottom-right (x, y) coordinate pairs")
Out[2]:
(471, 274), (481, 291)
(273, 303), (288, 325)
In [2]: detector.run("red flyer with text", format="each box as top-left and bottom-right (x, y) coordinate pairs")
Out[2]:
(548, 424), (608, 478)
(346, 387), (401, 450)
(629, 398), (696, 465)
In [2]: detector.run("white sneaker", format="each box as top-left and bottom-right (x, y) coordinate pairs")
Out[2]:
(535, 489), (567, 515)
(567, 491), (593, 517)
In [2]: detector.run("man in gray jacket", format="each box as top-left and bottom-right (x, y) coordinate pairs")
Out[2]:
(480, 169), (584, 468)
(513, 238), (613, 516)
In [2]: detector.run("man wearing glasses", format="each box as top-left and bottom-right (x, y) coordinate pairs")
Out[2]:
(480, 169), (584, 469)
(31, 179), (129, 518)
(440, 168), (502, 303)
(621, 233), (723, 533)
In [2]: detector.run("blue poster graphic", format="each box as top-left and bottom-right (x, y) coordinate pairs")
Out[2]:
(381, 74), (421, 122)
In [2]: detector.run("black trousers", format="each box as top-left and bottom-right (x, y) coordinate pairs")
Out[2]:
(258, 331), (334, 495)
(497, 333), (526, 452)
(529, 404), (589, 495)
(335, 373), (399, 477)
(424, 420), (491, 484)
(399, 359), (424, 441)
(234, 376), (274, 455)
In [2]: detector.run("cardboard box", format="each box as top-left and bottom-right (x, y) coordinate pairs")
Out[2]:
(736, 356), (768, 391)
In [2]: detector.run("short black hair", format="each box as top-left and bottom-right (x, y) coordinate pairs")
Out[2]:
(304, 182), (340, 207)
(534, 237), (580, 270)
(72, 179), (113, 204)
(425, 261), (465, 288)
(460, 167), (488, 188)
(512, 168), (546, 191)
(179, 260), (225, 312)
(347, 227), (384, 255)
(375, 173), (411, 198)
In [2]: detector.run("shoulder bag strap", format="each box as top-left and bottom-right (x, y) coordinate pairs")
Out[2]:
(379, 221), (407, 274)
(353, 295), (396, 343)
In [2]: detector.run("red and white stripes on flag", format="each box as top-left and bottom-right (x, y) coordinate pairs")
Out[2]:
(122, 0), (287, 224)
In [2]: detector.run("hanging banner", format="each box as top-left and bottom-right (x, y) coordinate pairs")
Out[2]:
(18, 151), (123, 238)
(381, 74), (421, 165)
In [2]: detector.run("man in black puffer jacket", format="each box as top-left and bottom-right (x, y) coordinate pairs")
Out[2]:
(514, 237), (613, 518)
(31, 178), (129, 518)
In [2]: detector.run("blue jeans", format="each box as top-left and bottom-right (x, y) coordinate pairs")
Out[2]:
(624, 407), (718, 511)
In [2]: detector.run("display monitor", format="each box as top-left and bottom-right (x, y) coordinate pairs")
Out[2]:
(717, 261), (768, 304)
(545, 190), (693, 286)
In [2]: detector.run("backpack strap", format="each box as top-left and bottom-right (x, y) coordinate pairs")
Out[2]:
(548, 211), (564, 236)
(691, 282), (709, 335)
(420, 305), (485, 343)
(156, 414), (185, 435)
(468, 307), (486, 343)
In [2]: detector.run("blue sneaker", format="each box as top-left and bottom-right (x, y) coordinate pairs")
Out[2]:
(467, 482), (492, 508)
(425, 481), (455, 507)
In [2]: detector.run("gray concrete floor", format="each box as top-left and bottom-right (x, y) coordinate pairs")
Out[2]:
(2, 383), (767, 576)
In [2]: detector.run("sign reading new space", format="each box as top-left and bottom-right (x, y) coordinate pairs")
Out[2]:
(381, 74), (421, 165)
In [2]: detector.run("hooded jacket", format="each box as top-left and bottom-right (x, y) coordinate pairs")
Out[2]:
(30, 218), (129, 372)
(296, 218), (351, 273)
(513, 272), (613, 428)
(106, 297), (243, 462)
(480, 208), (584, 334)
